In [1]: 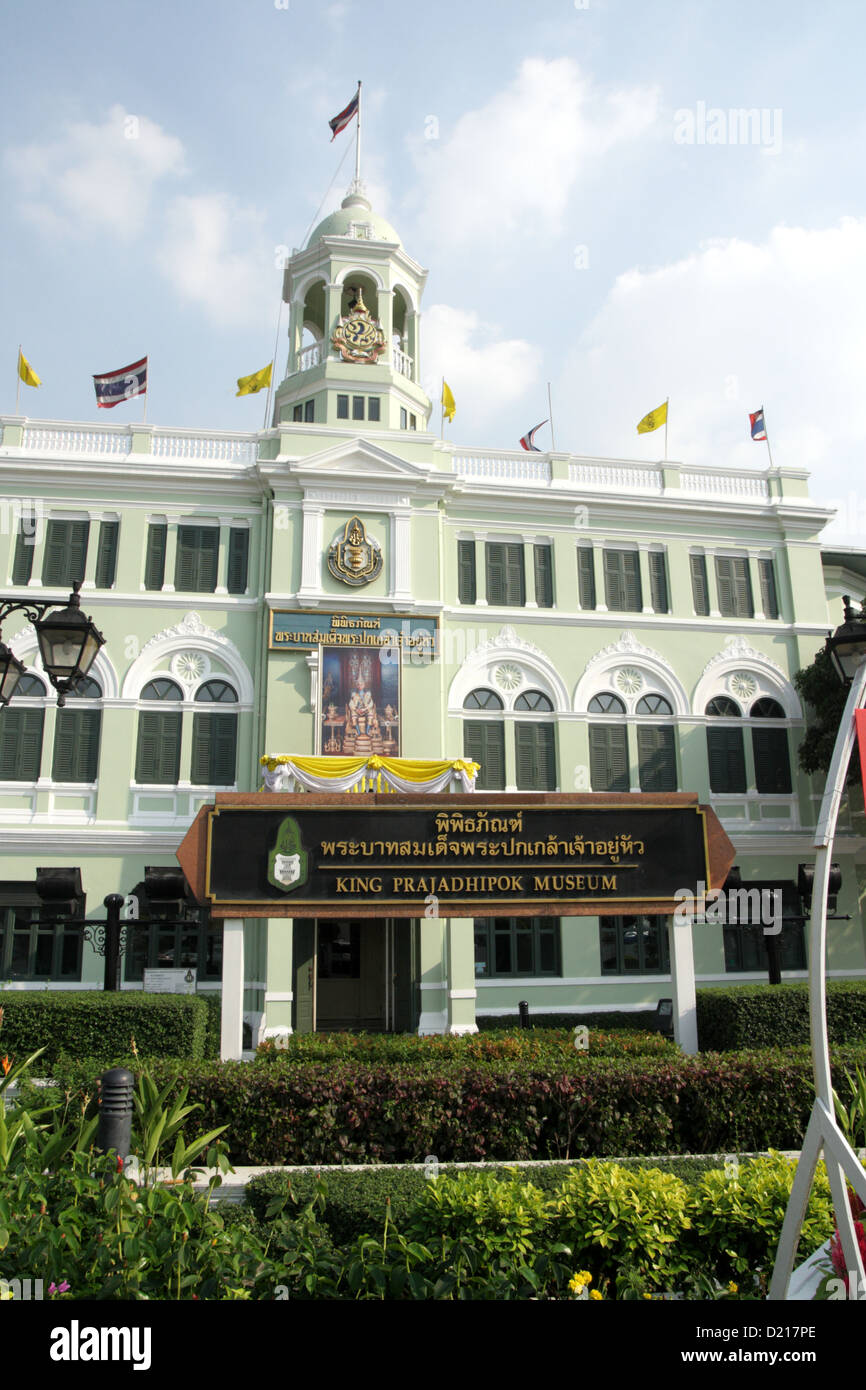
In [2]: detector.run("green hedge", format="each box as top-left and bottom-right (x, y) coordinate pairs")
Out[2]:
(697, 979), (866, 1050)
(202, 993), (222, 1059)
(476, 1010), (658, 1032)
(0, 991), (208, 1065)
(255, 1028), (675, 1064)
(42, 1043), (865, 1166)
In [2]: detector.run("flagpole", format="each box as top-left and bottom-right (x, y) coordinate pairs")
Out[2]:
(440, 377), (445, 441)
(355, 80), (362, 185)
(664, 396), (669, 461)
(764, 409), (775, 469)
(547, 381), (556, 451)
(15, 346), (21, 416)
(264, 297), (284, 430)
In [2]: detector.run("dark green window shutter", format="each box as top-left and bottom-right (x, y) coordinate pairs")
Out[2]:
(94, 521), (119, 589)
(516, 723), (556, 790)
(637, 725), (676, 791)
(42, 520), (89, 588)
(458, 540), (477, 605)
(486, 543), (525, 606)
(690, 555), (709, 615)
(706, 726), (746, 793)
(759, 558), (779, 619)
(175, 526), (219, 593)
(752, 727), (791, 794)
(533, 545), (553, 608)
(715, 557), (735, 616)
(191, 712), (237, 786)
(486, 544), (505, 605)
(11, 519), (35, 586)
(716, 557), (753, 618)
(0, 709), (44, 780)
(135, 711), (181, 784)
(733, 557), (753, 616)
(603, 550), (641, 611)
(52, 709), (101, 782)
(463, 720), (505, 790)
(144, 524), (167, 591)
(578, 547), (596, 609)
(227, 529), (249, 595)
(648, 551), (668, 612)
(589, 725), (629, 791)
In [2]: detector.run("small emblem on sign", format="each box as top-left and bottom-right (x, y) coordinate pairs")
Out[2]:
(267, 817), (310, 894)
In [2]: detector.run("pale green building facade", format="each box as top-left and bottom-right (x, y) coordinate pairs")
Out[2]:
(1, 185), (864, 1050)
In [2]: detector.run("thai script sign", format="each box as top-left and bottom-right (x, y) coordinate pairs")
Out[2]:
(269, 610), (438, 655)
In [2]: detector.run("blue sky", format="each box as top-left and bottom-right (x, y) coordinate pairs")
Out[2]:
(3, 0), (864, 543)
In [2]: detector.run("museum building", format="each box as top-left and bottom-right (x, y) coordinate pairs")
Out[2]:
(0, 181), (864, 1049)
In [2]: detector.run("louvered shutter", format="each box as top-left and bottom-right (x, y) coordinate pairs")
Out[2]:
(637, 725), (676, 791)
(649, 552), (668, 612)
(690, 555), (709, 615)
(11, 522), (34, 585)
(95, 521), (119, 589)
(752, 727), (791, 794)
(227, 529), (249, 594)
(589, 725), (628, 791)
(485, 544), (505, 605)
(578, 548), (596, 609)
(464, 720), (505, 790)
(623, 551), (641, 610)
(707, 727), (746, 793)
(191, 712), (237, 786)
(0, 709), (44, 780)
(516, 723), (556, 790)
(504, 544), (525, 605)
(603, 551), (624, 610)
(733, 558), (753, 617)
(135, 711), (181, 784)
(759, 558), (779, 619)
(144, 524), (167, 591)
(458, 541), (477, 605)
(175, 527), (198, 591)
(533, 545), (553, 607)
(53, 709), (101, 782)
(715, 557), (735, 616)
(42, 520), (89, 587)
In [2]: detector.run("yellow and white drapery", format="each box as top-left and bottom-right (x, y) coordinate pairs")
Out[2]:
(259, 755), (479, 794)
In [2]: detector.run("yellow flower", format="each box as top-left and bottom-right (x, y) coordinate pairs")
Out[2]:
(589, 1289), (603, 1300)
(728, 1281), (738, 1294)
(1, 1055), (10, 1076)
(643, 1292), (653, 1300)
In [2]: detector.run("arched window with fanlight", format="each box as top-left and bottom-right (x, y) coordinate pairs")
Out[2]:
(135, 678), (183, 785)
(191, 680), (238, 786)
(749, 696), (792, 794)
(588, 692), (628, 791)
(513, 690), (556, 790)
(462, 688), (505, 790)
(52, 676), (102, 783)
(0, 674), (46, 781)
(705, 696), (746, 793)
(635, 693), (677, 791)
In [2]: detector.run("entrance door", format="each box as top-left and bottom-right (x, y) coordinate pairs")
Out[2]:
(316, 918), (387, 1031)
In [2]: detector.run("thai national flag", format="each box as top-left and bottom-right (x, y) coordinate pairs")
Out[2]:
(329, 90), (359, 141)
(519, 419), (548, 452)
(749, 407), (767, 441)
(93, 357), (147, 409)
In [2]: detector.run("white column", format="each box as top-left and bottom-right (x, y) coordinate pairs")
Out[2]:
(163, 514), (181, 593)
(668, 913), (698, 1054)
(306, 651), (319, 747)
(638, 544), (653, 614)
(389, 508), (413, 602)
(220, 917), (245, 1062)
(298, 503), (324, 598)
(215, 517), (232, 596)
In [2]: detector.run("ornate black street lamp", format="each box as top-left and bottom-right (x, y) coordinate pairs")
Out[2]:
(0, 581), (105, 706)
(826, 593), (866, 686)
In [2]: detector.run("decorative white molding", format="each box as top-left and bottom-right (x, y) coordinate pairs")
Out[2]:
(123, 613), (254, 703)
(304, 487), (413, 507)
(583, 630), (663, 668)
(694, 636), (800, 718)
(701, 636), (785, 678)
(447, 625), (569, 713)
(575, 631), (689, 716)
(141, 611), (230, 654)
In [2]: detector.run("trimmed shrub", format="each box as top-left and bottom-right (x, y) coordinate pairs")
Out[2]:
(255, 1028), (675, 1065)
(248, 1168), (430, 1243)
(202, 992), (222, 1059)
(697, 979), (866, 1051)
(0, 991), (208, 1065)
(476, 1011), (658, 1032)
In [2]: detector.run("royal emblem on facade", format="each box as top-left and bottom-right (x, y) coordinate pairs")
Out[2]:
(327, 515), (383, 586)
(331, 285), (386, 363)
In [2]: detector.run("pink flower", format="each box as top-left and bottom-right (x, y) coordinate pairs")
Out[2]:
(829, 1189), (866, 1291)
(48, 1281), (71, 1295)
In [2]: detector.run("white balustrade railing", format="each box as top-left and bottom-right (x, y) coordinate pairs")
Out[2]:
(680, 469), (769, 501)
(393, 347), (413, 378)
(20, 426), (130, 456)
(452, 453), (552, 484)
(569, 462), (664, 494)
(150, 433), (259, 464)
(298, 343), (322, 372)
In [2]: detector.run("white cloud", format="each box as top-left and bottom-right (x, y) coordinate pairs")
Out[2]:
(422, 304), (541, 430)
(409, 59), (660, 250)
(156, 194), (277, 329)
(5, 104), (185, 238)
(556, 217), (866, 541)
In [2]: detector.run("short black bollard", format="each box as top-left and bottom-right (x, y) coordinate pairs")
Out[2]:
(97, 1067), (134, 1163)
(518, 1000), (530, 1030)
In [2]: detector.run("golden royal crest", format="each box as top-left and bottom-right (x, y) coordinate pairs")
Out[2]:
(331, 286), (386, 363)
(327, 515), (383, 587)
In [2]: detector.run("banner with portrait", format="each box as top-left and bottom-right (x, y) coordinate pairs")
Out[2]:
(318, 646), (400, 756)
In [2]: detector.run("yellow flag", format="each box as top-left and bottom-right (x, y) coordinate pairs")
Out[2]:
(236, 362), (272, 397)
(637, 400), (667, 434)
(18, 349), (41, 388)
(441, 380), (456, 422)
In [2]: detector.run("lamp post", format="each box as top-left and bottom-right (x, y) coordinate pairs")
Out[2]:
(0, 582), (105, 706)
(770, 595), (866, 1300)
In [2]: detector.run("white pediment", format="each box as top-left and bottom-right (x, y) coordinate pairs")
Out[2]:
(289, 438), (434, 481)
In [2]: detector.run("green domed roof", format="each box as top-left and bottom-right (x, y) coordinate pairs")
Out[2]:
(306, 189), (401, 249)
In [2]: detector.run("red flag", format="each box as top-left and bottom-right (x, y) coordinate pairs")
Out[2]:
(856, 708), (866, 810)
